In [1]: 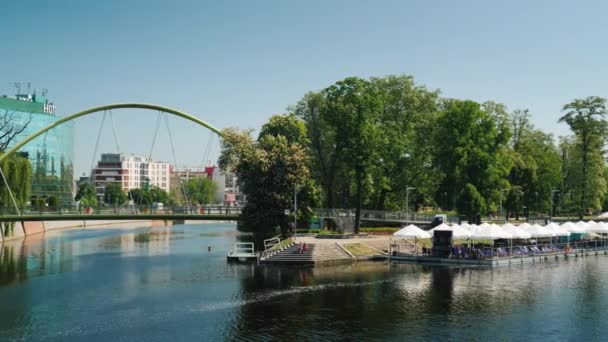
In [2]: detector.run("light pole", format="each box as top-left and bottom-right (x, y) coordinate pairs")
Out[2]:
(499, 189), (509, 221)
(405, 187), (415, 224)
(550, 190), (560, 220)
(293, 185), (298, 240)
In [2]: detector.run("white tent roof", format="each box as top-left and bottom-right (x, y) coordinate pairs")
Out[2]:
(470, 225), (512, 240)
(430, 224), (471, 239)
(586, 222), (608, 233)
(393, 225), (432, 239)
(518, 222), (531, 230)
(598, 212), (608, 219)
(545, 223), (571, 237)
(501, 224), (532, 239)
(561, 221), (586, 233)
(522, 224), (556, 238)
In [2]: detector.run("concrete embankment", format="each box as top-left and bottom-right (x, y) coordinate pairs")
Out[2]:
(0, 219), (171, 242)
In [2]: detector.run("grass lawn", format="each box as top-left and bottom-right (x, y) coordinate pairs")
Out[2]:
(343, 243), (378, 256)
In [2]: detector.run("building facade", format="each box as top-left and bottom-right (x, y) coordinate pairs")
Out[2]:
(0, 91), (74, 206)
(92, 153), (170, 200)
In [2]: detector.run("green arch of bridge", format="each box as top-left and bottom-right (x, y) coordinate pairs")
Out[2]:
(0, 103), (223, 164)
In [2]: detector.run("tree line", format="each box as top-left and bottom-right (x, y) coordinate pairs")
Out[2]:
(221, 74), (608, 235)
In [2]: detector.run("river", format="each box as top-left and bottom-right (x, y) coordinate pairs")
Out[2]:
(0, 222), (607, 341)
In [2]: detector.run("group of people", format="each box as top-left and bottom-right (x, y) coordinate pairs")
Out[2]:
(297, 242), (308, 254)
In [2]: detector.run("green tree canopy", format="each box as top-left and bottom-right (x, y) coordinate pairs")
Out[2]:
(75, 182), (98, 208)
(558, 96), (608, 217)
(184, 177), (217, 205)
(433, 100), (512, 218)
(219, 117), (311, 236)
(103, 183), (128, 206)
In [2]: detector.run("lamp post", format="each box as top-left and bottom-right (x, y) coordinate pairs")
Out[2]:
(499, 189), (509, 222)
(550, 189), (560, 220)
(293, 185), (298, 240)
(405, 187), (416, 225)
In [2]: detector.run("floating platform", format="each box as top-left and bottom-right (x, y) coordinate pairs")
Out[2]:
(226, 242), (258, 262)
(384, 247), (608, 267)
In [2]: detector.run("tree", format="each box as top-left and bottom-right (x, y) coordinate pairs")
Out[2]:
(323, 77), (383, 233)
(75, 182), (97, 208)
(558, 96), (608, 218)
(184, 178), (216, 205)
(457, 183), (486, 223)
(433, 100), (511, 219)
(0, 109), (31, 151)
(505, 109), (562, 219)
(293, 91), (344, 209)
(129, 188), (152, 206)
(368, 75), (442, 210)
(150, 186), (170, 205)
(0, 153), (32, 212)
(103, 183), (127, 206)
(219, 116), (311, 236)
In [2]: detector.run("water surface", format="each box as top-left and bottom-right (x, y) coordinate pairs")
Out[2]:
(0, 223), (607, 341)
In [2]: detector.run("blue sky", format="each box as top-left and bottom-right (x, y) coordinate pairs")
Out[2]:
(2, 0), (608, 176)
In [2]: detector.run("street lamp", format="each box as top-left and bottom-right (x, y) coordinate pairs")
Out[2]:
(550, 190), (560, 220)
(405, 187), (416, 224)
(499, 189), (509, 222)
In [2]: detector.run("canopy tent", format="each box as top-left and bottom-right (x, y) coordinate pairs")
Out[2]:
(518, 222), (531, 230)
(522, 224), (556, 238)
(598, 212), (608, 219)
(586, 222), (608, 234)
(545, 223), (571, 237)
(394, 225), (431, 239)
(561, 221), (586, 234)
(470, 225), (512, 240)
(393, 224), (431, 256)
(430, 224), (471, 239)
(501, 224), (532, 239)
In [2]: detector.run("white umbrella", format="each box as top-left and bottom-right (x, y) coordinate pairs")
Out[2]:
(522, 224), (556, 238)
(394, 225), (431, 238)
(470, 225), (512, 240)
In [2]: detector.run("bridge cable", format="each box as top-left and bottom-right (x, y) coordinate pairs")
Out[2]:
(162, 112), (192, 209)
(148, 111), (162, 159)
(108, 110), (121, 154)
(89, 111), (108, 179)
(200, 131), (214, 167)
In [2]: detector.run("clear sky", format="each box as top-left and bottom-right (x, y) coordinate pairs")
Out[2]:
(2, 0), (608, 176)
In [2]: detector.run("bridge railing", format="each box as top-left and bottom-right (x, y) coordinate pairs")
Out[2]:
(314, 209), (459, 225)
(0, 205), (242, 217)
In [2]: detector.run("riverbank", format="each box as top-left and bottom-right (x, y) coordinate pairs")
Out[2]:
(0, 219), (173, 242)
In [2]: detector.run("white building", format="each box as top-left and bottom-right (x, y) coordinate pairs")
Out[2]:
(92, 153), (171, 198)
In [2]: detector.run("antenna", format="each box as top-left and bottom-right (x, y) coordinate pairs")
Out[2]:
(27, 82), (31, 94)
(14, 82), (20, 94)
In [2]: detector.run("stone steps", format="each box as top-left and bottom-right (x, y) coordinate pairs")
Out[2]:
(261, 242), (354, 265)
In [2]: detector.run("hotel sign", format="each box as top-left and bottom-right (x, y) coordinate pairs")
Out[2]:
(43, 103), (56, 114)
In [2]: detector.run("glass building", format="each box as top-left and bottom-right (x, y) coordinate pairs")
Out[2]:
(0, 92), (74, 206)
